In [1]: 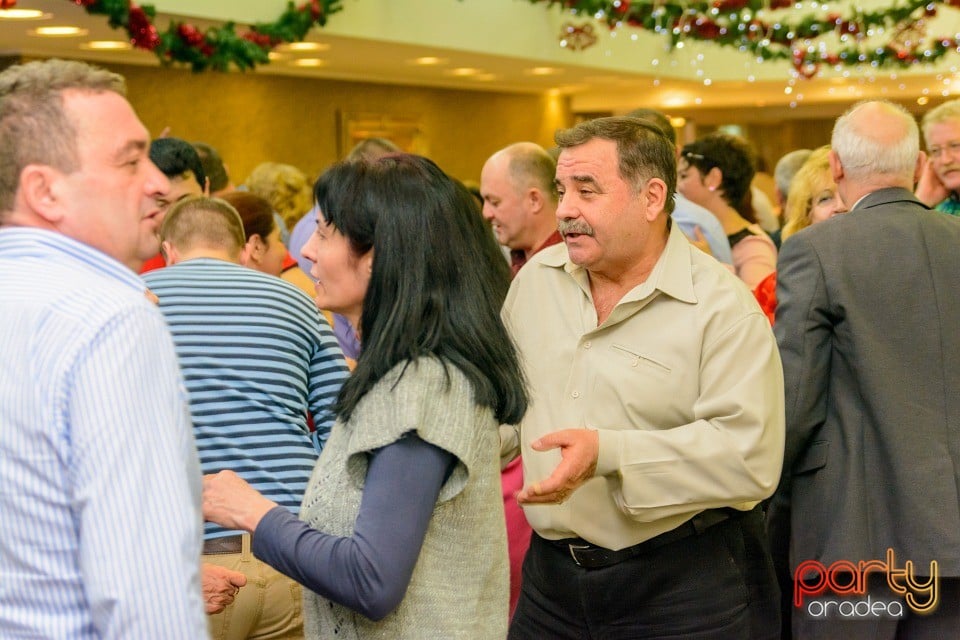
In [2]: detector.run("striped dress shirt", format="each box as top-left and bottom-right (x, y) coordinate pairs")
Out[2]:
(144, 259), (348, 540)
(0, 228), (208, 639)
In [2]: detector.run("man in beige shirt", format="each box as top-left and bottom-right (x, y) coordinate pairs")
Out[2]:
(501, 116), (784, 639)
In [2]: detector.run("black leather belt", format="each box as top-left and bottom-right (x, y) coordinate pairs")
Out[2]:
(202, 534), (244, 555)
(548, 507), (746, 570)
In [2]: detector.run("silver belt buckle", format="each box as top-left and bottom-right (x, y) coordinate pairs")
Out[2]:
(568, 543), (590, 566)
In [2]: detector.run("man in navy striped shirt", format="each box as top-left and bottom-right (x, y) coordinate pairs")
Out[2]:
(0, 59), (212, 637)
(145, 196), (349, 640)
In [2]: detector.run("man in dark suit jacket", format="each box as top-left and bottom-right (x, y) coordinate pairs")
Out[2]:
(773, 99), (960, 639)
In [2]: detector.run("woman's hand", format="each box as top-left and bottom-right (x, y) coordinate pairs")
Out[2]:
(202, 470), (278, 533)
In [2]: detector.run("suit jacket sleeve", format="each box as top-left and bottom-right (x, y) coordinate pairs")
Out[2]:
(773, 232), (835, 490)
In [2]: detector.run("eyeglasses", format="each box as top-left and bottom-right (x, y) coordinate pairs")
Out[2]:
(928, 141), (960, 160)
(681, 151), (706, 161)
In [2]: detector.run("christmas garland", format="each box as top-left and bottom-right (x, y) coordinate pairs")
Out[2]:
(2, 0), (342, 72)
(531, 0), (960, 77)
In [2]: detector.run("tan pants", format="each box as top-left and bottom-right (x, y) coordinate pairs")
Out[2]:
(204, 534), (304, 640)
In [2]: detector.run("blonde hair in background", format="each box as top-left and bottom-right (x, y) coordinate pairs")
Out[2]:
(244, 162), (314, 231)
(782, 146), (832, 242)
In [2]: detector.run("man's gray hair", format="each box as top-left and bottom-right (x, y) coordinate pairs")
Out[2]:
(831, 100), (918, 183)
(0, 59), (125, 217)
(505, 142), (558, 203)
(920, 98), (960, 145)
(774, 149), (813, 197)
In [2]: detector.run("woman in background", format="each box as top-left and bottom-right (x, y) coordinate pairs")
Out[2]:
(780, 145), (847, 242)
(203, 154), (527, 639)
(752, 145), (847, 325)
(678, 132), (778, 289)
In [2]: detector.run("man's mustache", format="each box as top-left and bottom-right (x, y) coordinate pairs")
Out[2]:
(558, 220), (595, 237)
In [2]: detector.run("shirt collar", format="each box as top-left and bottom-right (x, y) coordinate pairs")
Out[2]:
(540, 223), (697, 306)
(0, 227), (146, 293)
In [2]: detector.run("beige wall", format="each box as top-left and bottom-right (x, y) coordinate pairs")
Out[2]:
(100, 62), (572, 186)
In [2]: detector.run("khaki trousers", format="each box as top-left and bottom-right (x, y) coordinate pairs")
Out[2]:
(204, 534), (304, 640)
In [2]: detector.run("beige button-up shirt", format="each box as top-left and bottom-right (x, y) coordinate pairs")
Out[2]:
(501, 224), (785, 550)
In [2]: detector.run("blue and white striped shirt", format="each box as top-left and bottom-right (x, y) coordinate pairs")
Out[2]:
(0, 228), (208, 639)
(144, 259), (348, 539)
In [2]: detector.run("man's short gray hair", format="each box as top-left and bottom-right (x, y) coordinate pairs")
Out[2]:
(831, 100), (918, 183)
(920, 98), (960, 146)
(774, 149), (813, 198)
(0, 59), (125, 217)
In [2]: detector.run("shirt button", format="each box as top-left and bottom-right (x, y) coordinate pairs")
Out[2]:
(572, 390), (580, 398)
(631, 359), (639, 367)
(584, 341), (592, 349)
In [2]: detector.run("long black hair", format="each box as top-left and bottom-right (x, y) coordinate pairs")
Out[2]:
(314, 154), (527, 425)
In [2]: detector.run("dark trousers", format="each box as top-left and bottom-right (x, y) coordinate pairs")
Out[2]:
(508, 507), (780, 640)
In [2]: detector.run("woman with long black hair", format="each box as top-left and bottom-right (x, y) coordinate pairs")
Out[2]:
(203, 154), (527, 639)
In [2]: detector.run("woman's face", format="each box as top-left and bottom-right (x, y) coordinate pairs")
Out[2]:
(300, 212), (371, 326)
(677, 158), (713, 208)
(807, 177), (847, 225)
(259, 226), (289, 277)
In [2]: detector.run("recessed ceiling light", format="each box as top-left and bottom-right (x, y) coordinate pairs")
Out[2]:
(30, 26), (88, 37)
(0, 9), (49, 20)
(527, 67), (560, 76)
(448, 67), (479, 76)
(267, 51), (285, 61)
(278, 42), (330, 52)
(474, 73), (497, 81)
(411, 56), (446, 66)
(80, 40), (132, 51)
(292, 58), (325, 67)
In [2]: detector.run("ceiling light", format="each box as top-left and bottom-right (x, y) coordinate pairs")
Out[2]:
(527, 67), (560, 76)
(80, 40), (132, 51)
(411, 56), (446, 66)
(0, 9), (49, 20)
(474, 73), (497, 81)
(30, 26), (88, 37)
(292, 58), (325, 67)
(279, 42), (330, 52)
(448, 67), (479, 76)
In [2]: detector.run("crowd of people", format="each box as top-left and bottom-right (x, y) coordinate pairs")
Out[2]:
(2, 58), (960, 640)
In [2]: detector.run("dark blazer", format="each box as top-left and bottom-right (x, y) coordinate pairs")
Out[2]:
(773, 186), (960, 575)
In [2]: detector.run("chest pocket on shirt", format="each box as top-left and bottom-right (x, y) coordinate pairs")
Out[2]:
(610, 343), (672, 374)
(587, 343), (676, 429)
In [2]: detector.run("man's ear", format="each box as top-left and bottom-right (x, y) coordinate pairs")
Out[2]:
(643, 178), (669, 221)
(527, 187), (544, 214)
(828, 150), (844, 183)
(203, 177), (211, 196)
(18, 164), (64, 224)
(914, 150), (926, 185)
(160, 240), (178, 266)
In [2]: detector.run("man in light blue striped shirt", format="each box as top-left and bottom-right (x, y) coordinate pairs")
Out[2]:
(145, 197), (349, 640)
(0, 59), (211, 638)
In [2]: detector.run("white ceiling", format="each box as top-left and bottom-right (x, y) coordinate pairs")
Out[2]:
(3, 0), (960, 116)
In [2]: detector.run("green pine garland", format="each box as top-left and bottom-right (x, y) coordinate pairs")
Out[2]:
(530, 0), (960, 76)
(60, 0), (342, 72)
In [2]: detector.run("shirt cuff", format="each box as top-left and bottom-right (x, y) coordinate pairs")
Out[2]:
(595, 429), (623, 477)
